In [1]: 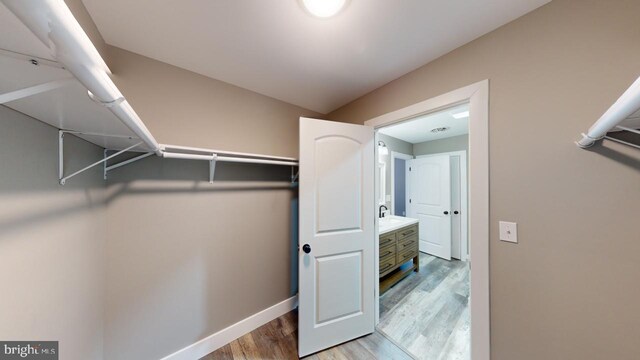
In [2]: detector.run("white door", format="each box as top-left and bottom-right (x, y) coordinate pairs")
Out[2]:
(298, 117), (375, 357)
(407, 155), (452, 260)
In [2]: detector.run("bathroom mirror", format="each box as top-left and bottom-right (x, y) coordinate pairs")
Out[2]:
(378, 161), (386, 205)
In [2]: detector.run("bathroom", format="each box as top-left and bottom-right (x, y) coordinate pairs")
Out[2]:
(376, 104), (470, 359)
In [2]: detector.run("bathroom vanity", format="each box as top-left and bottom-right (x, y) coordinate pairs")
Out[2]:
(379, 216), (420, 294)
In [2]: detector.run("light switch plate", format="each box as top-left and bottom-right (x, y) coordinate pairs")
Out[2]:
(499, 221), (518, 243)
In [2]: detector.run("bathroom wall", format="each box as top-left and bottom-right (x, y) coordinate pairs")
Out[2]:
(0, 105), (106, 360)
(328, 0), (640, 358)
(413, 134), (468, 157)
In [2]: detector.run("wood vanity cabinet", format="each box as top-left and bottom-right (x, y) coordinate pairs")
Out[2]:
(379, 223), (419, 294)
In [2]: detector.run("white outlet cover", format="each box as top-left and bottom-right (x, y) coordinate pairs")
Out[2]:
(499, 221), (518, 243)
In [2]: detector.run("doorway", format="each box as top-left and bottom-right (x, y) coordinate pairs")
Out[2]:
(375, 102), (470, 359)
(297, 80), (489, 359)
(366, 80), (490, 360)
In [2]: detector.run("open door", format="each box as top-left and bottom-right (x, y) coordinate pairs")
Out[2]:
(407, 155), (452, 260)
(298, 117), (375, 357)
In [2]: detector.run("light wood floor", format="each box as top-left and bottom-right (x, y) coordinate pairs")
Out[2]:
(201, 310), (414, 359)
(202, 253), (469, 359)
(378, 253), (470, 360)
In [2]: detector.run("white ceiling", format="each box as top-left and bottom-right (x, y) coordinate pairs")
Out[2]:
(379, 103), (469, 144)
(81, 0), (551, 113)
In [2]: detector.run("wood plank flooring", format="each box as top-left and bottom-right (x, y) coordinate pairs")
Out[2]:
(378, 253), (470, 360)
(201, 310), (414, 359)
(202, 253), (468, 359)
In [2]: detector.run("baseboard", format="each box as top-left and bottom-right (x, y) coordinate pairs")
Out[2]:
(160, 295), (298, 360)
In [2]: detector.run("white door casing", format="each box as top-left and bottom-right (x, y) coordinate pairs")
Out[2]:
(450, 155), (462, 260)
(298, 117), (375, 357)
(407, 155), (452, 260)
(365, 80), (490, 359)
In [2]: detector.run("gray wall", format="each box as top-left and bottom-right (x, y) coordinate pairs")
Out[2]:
(378, 133), (412, 210)
(0, 106), (106, 360)
(101, 47), (320, 359)
(413, 134), (468, 156)
(328, 0), (640, 359)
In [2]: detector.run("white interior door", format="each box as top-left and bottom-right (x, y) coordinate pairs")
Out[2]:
(407, 155), (452, 260)
(298, 117), (375, 357)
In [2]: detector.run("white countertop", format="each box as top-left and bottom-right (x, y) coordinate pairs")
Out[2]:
(378, 215), (419, 235)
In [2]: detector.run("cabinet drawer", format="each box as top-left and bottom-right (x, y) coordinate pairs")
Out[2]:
(379, 253), (396, 276)
(397, 225), (418, 240)
(379, 233), (396, 248)
(397, 245), (418, 264)
(397, 235), (418, 252)
(379, 243), (396, 260)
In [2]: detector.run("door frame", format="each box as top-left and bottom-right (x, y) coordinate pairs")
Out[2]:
(365, 80), (490, 360)
(416, 151), (468, 262)
(390, 151), (413, 216)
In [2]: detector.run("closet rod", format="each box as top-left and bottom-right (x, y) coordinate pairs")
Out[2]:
(161, 144), (298, 162)
(162, 152), (216, 161)
(162, 151), (298, 166)
(216, 156), (298, 166)
(604, 136), (640, 150)
(577, 75), (640, 148)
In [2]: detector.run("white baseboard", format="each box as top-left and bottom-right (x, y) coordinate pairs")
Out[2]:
(160, 295), (298, 360)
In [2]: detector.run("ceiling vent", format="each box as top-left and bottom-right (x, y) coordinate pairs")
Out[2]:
(430, 127), (450, 133)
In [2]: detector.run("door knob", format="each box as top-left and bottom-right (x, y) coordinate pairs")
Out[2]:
(454, 211), (459, 215)
(302, 244), (311, 254)
(444, 211), (449, 215)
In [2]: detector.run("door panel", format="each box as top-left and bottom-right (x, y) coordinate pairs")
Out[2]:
(407, 155), (452, 260)
(316, 251), (362, 324)
(315, 136), (362, 233)
(299, 117), (375, 357)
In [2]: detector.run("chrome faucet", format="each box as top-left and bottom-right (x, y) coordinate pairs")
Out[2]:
(379, 205), (388, 218)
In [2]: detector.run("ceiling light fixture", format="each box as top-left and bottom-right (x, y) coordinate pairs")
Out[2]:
(300, 0), (348, 18)
(452, 111), (469, 119)
(430, 127), (450, 133)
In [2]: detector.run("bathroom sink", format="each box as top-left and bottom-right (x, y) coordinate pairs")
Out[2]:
(379, 217), (404, 226)
(379, 215), (419, 235)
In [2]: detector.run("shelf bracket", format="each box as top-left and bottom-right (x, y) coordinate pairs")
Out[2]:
(58, 130), (143, 185)
(103, 149), (108, 180)
(104, 151), (154, 179)
(209, 159), (217, 184)
(87, 90), (125, 108)
(0, 78), (74, 104)
(291, 166), (299, 183)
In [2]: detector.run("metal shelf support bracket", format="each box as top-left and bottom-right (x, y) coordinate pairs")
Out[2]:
(58, 130), (143, 185)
